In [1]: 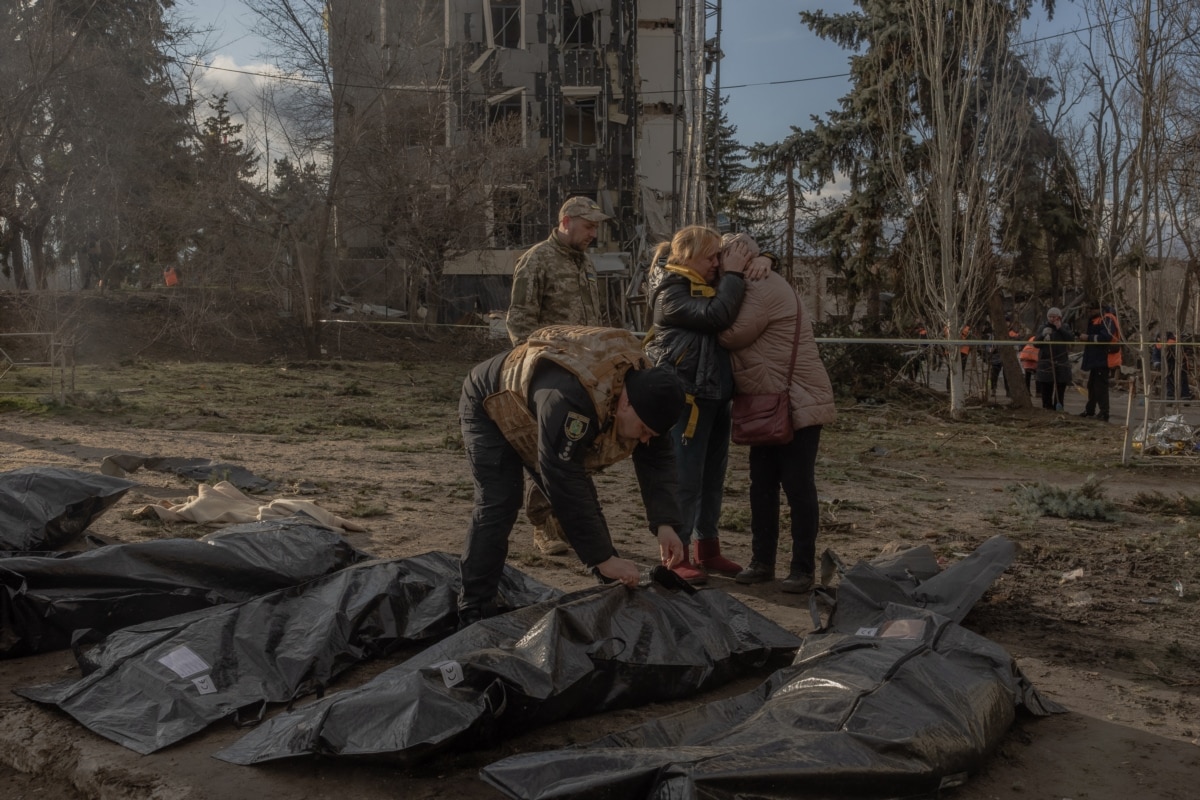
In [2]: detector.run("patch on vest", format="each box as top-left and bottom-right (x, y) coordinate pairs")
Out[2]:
(564, 411), (590, 441)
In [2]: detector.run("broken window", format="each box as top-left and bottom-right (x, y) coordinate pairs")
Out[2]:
(562, 91), (598, 146)
(489, 1), (522, 49)
(487, 88), (524, 134)
(563, 5), (596, 47)
(385, 88), (447, 147)
(486, 89), (525, 145)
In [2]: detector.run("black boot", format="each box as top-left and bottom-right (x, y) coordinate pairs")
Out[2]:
(734, 561), (774, 585)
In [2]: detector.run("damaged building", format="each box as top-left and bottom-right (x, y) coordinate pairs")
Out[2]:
(328, 1), (720, 326)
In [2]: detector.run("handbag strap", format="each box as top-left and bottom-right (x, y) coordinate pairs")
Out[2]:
(783, 289), (801, 386)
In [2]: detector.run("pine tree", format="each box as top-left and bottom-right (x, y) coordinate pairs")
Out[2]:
(705, 96), (765, 236)
(187, 95), (265, 289)
(2, 0), (196, 289)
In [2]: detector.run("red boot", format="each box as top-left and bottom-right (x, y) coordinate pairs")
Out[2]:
(671, 552), (708, 585)
(695, 539), (742, 577)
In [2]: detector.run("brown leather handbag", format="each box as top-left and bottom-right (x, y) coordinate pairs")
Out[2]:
(730, 292), (801, 446)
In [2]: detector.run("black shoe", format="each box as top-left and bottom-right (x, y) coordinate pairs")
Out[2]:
(1097, 413), (1109, 422)
(781, 572), (815, 594)
(735, 561), (775, 585)
(1079, 411), (1094, 418)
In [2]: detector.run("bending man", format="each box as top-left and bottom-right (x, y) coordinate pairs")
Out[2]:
(458, 325), (687, 626)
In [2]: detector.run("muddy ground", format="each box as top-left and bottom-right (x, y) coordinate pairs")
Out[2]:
(0, 291), (1198, 799)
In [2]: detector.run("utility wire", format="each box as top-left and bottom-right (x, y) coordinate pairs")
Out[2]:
(176, 8), (1142, 100)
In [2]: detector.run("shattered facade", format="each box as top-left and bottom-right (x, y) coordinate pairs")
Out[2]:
(329, 1), (693, 322)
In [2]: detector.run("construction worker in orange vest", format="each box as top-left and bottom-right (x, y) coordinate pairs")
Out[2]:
(1019, 336), (1039, 394)
(1102, 305), (1122, 377)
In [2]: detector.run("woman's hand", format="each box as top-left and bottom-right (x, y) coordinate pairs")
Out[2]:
(743, 255), (774, 281)
(721, 240), (751, 274)
(656, 525), (684, 568)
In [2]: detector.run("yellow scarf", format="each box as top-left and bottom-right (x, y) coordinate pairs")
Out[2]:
(663, 264), (716, 297)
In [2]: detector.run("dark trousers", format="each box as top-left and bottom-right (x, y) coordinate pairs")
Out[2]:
(670, 397), (731, 547)
(1085, 368), (1110, 417)
(988, 362), (1007, 396)
(458, 390), (524, 619)
(1165, 359), (1192, 399)
(748, 425), (822, 577)
(1037, 380), (1066, 410)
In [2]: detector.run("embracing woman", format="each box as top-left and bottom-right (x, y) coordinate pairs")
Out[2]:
(643, 226), (755, 584)
(718, 234), (836, 594)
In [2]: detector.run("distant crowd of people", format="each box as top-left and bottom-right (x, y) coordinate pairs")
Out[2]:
(907, 302), (1193, 416)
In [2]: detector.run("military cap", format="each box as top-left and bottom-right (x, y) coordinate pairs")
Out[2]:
(559, 196), (611, 222)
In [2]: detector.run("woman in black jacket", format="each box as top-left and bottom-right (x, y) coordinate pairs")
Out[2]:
(1036, 307), (1075, 410)
(644, 226), (751, 584)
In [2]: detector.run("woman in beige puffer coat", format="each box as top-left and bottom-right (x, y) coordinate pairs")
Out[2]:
(718, 238), (835, 594)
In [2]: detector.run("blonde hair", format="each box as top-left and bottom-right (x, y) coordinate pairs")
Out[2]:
(652, 225), (722, 268)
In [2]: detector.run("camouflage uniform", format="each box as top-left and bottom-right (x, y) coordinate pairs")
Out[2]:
(506, 234), (603, 345)
(506, 231), (605, 554)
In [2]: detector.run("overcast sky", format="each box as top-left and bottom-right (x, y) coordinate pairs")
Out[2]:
(179, 0), (1087, 156)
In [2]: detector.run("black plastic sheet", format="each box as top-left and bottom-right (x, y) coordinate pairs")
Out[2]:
(480, 536), (1065, 799)
(815, 535), (1017, 630)
(99, 454), (276, 492)
(0, 467), (135, 551)
(213, 570), (803, 766)
(1, 516), (368, 658)
(18, 552), (559, 754)
(481, 605), (1061, 799)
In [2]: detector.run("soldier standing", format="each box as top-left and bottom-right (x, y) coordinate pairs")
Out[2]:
(506, 196), (612, 555)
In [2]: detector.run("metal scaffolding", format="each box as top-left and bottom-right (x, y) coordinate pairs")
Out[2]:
(674, 0), (721, 228)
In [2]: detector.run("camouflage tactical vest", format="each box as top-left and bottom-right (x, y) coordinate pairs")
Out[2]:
(483, 326), (650, 473)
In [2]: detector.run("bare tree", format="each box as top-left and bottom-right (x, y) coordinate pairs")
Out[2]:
(878, 0), (1040, 416)
(1078, 0), (1200, 396)
(1, 0), (91, 290)
(1162, 20), (1200, 337)
(1148, 2), (1200, 398)
(239, 0), (356, 357)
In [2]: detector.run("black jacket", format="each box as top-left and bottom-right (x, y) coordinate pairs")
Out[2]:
(1081, 314), (1116, 371)
(644, 264), (745, 400)
(1036, 321), (1075, 384)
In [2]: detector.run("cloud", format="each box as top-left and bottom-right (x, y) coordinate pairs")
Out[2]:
(187, 56), (307, 178)
(192, 54), (283, 105)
